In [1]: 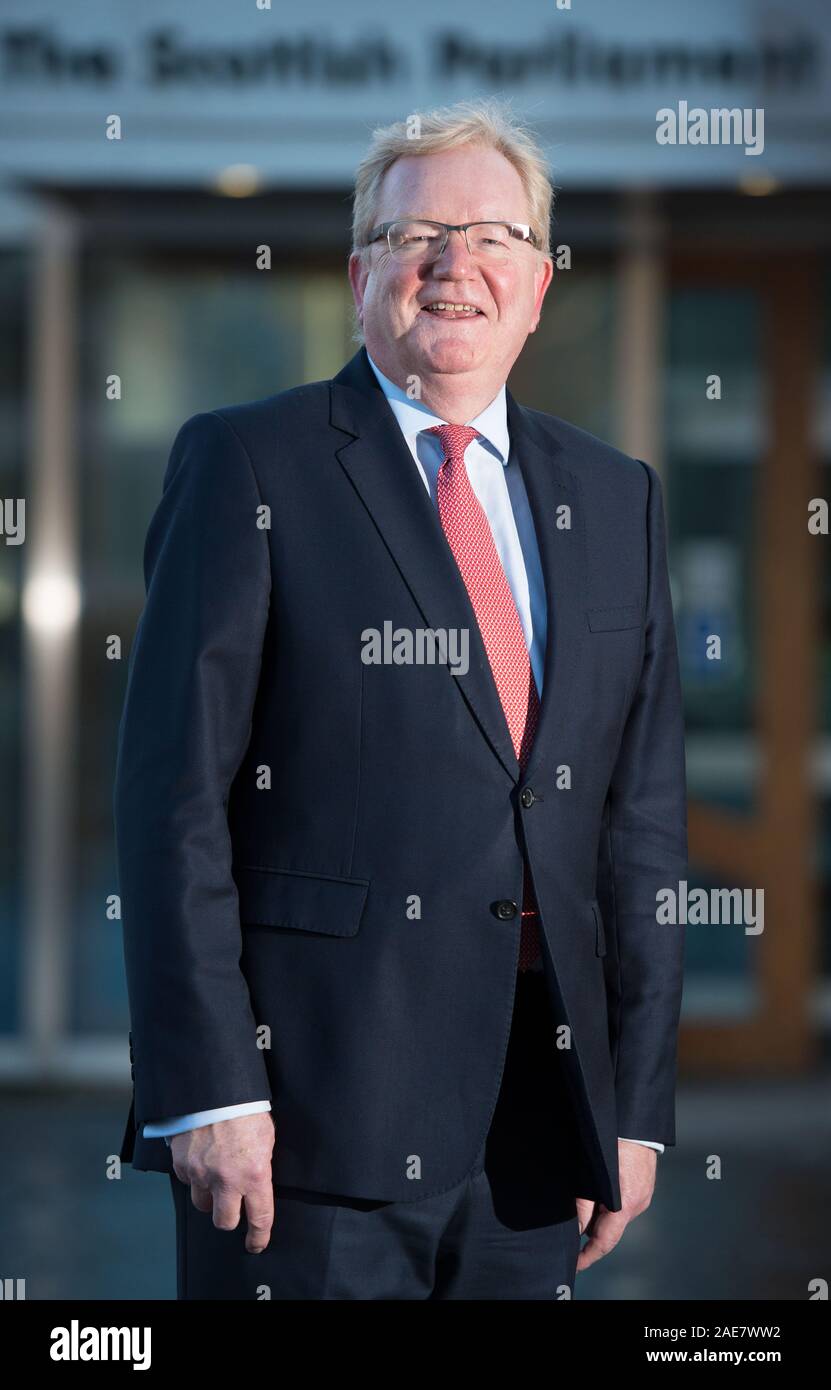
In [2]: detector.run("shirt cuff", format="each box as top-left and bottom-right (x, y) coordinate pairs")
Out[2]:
(619, 1136), (665, 1153)
(143, 1100), (272, 1146)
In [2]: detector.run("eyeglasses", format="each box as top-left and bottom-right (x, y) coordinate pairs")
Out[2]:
(366, 219), (541, 263)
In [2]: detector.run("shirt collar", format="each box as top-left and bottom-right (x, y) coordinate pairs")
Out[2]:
(365, 349), (509, 466)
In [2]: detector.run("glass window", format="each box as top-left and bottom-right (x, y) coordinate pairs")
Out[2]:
(0, 251), (26, 1034)
(666, 286), (762, 815)
(70, 249), (354, 1032)
(510, 262), (617, 441)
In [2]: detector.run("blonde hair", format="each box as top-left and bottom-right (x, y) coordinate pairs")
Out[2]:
(348, 97), (555, 343)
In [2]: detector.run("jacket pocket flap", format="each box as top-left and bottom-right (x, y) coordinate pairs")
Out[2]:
(234, 865), (369, 936)
(586, 604), (642, 632)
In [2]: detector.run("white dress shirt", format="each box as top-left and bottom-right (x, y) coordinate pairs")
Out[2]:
(143, 351), (663, 1155)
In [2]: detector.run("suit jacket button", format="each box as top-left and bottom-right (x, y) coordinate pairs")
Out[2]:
(520, 786), (537, 808)
(493, 900), (518, 920)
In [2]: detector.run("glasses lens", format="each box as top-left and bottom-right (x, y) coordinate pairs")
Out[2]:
(388, 221), (446, 259)
(468, 223), (513, 257)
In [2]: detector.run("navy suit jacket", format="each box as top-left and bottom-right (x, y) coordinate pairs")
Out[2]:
(114, 344), (688, 1210)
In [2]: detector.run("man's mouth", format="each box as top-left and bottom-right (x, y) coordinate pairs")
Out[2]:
(421, 301), (485, 319)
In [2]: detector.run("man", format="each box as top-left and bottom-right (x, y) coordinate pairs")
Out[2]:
(115, 98), (687, 1300)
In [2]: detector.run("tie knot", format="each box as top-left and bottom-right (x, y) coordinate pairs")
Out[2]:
(427, 423), (479, 464)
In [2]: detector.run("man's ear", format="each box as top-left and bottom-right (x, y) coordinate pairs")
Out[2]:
(348, 250), (369, 322)
(529, 255), (554, 332)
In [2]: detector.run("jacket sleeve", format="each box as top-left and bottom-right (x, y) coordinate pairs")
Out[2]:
(604, 460), (688, 1145)
(114, 410), (273, 1127)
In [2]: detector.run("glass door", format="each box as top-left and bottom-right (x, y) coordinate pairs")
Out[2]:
(668, 253), (823, 1070)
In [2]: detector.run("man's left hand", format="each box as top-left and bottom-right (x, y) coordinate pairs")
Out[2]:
(575, 1139), (658, 1272)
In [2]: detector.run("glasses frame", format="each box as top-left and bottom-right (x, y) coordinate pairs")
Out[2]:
(366, 219), (541, 260)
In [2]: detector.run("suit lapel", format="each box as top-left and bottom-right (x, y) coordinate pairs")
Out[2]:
(331, 349), (518, 780)
(330, 348), (587, 788)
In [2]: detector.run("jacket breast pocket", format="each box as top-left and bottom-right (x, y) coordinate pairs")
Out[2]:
(585, 603), (642, 632)
(591, 900), (607, 957)
(233, 864), (370, 937)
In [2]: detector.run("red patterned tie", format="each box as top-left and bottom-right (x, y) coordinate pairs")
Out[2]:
(428, 422), (542, 972)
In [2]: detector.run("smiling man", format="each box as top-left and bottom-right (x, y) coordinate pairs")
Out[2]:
(115, 98), (688, 1301)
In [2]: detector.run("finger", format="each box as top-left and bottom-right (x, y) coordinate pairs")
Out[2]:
(575, 1197), (595, 1236)
(576, 1211), (627, 1272)
(210, 1184), (244, 1232)
(243, 1182), (275, 1254)
(584, 1202), (605, 1238)
(190, 1183), (213, 1214)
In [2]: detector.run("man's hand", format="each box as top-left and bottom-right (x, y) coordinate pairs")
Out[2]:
(170, 1112), (276, 1254)
(575, 1139), (657, 1272)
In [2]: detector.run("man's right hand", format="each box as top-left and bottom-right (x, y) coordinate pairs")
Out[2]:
(170, 1112), (276, 1254)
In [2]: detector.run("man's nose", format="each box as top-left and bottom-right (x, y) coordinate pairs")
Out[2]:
(431, 228), (477, 273)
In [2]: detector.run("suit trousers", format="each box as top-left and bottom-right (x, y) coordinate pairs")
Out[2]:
(168, 970), (583, 1299)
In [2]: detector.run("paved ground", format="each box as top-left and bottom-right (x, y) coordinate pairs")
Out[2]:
(1, 1078), (828, 1300)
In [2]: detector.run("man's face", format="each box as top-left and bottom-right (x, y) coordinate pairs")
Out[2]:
(348, 143), (553, 389)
